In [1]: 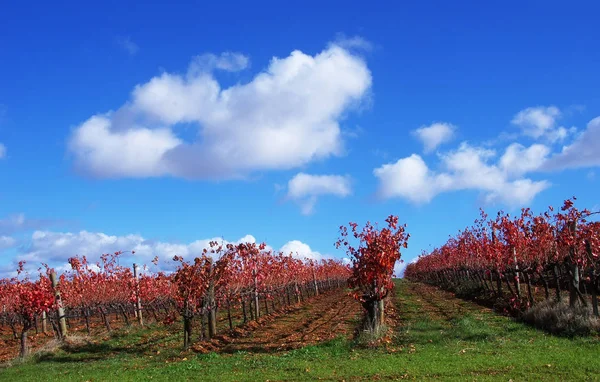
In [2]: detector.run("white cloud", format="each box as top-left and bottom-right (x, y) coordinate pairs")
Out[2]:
(279, 240), (323, 260)
(439, 144), (550, 205)
(499, 143), (550, 176)
(412, 122), (456, 153)
(373, 154), (451, 203)
(5, 230), (259, 277)
(0, 235), (16, 249)
(511, 106), (572, 142)
(1, 230), (332, 277)
(287, 173), (352, 215)
(393, 261), (406, 278)
(542, 116), (600, 170)
(0, 142), (5, 158)
(376, 110), (599, 207)
(116, 36), (139, 56)
(374, 143), (549, 207)
(394, 257), (419, 278)
(188, 52), (250, 73)
(69, 115), (181, 178)
(483, 179), (549, 206)
(68, 43), (372, 179)
(512, 106), (559, 135)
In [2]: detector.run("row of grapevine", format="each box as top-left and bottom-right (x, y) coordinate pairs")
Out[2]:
(0, 242), (349, 356)
(405, 198), (600, 316)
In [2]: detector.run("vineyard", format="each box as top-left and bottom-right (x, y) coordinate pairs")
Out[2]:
(1, 205), (599, 380)
(0, 242), (350, 359)
(405, 197), (600, 334)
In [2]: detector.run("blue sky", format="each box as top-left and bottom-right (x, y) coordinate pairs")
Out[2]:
(1, 1), (599, 276)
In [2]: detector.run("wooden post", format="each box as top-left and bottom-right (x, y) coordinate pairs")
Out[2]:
(312, 265), (319, 296)
(207, 259), (217, 338)
(294, 282), (301, 304)
(569, 221), (580, 307)
(49, 272), (67, 339)
(570, 262), (581, 307)
(41, 311), (48, 334)
(133, 263), (143, 326)
(253, 268), (260, 320)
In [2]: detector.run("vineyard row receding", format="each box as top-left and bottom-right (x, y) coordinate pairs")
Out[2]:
(1, 241), (349, 357)
(405, 198), (600, 334)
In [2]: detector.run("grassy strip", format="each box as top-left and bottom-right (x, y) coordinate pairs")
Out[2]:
(1, 280), (599, 381)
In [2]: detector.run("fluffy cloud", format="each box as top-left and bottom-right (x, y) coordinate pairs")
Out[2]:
(0, 235), (16, 249)
(279, 240), (323, 260)
(68, 43), (372, 179)
(511, 106), (573, 142)
(0, 142), (5, 159)
(4, 231), (259, 277)
(376, 112), (600, 207)
(1, 230), (331, 277)
(499, 143), (550, 176)
(394, 258), (419, 278)
(287, 173), (352, 215)
(374, 143), (549, 206)
(69, 115), (181, 178)
(413, 122), (456, 153)
(373, 154), (451, 203)
(543, 116), (600, 170)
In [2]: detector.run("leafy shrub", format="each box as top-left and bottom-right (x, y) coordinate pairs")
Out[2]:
(522, 299), (600, 337)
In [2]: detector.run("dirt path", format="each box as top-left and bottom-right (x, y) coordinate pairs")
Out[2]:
(198, 289), (361, 353)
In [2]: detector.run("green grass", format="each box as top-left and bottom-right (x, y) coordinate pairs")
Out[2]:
(2, 280), (599, 381)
